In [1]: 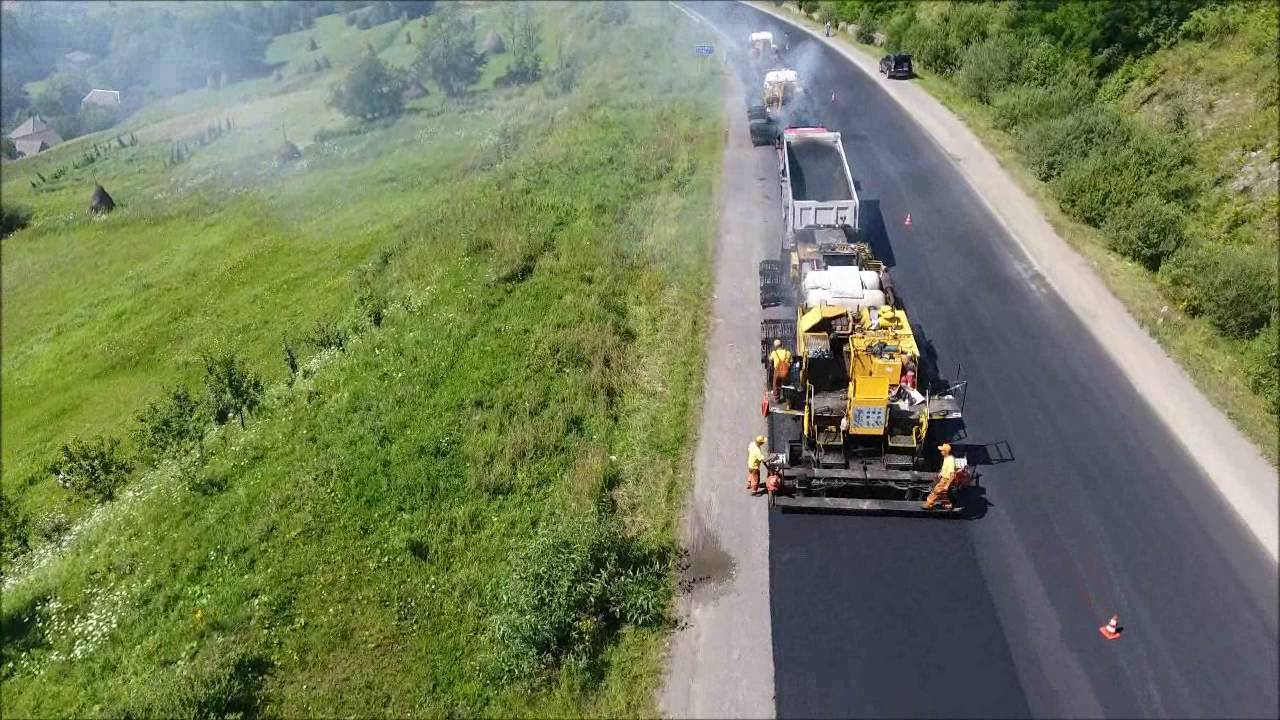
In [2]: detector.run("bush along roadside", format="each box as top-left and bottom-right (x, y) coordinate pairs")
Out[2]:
(793, 0), (1279, 437)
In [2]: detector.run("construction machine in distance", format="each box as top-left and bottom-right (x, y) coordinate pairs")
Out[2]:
(748, 68), (814, 147)
(758, 127), (971, 514)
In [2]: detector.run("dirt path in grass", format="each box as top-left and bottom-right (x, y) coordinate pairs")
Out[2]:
(658, 60), (780, 720)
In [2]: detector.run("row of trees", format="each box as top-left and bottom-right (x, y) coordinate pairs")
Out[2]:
(804, 0), (1278, 414)
(329, 3), (541, 121)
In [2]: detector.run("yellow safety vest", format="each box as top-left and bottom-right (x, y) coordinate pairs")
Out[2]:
(939, 455), (956, 480)
(770, 348), (792, 369)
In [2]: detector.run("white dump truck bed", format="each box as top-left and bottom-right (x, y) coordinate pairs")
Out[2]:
(779, 128), (858, 232)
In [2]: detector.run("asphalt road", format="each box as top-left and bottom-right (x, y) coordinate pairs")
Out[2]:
(698, 3), (1279, 717)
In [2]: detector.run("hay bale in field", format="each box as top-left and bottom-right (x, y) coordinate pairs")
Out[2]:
(89, 183), (115, 215)
(481, 30), (505, 55)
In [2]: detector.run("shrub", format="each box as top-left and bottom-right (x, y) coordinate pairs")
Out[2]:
(134, 385), (205, 461)
(329, 55), (408, 120)
(955, 34), (1028, 104)
(1103, 194), (1187, 270)
(1052, 128), (1194, 227)
(1161, 243), (1278, 338)
(202, 350), (265, 428)
(990, 79), (1092, 132)
(0, 493), (31, 561)
(901, 20), (960, 74)
(1019, 106), (1133, 182)
(48, 436), (134, 502)
(491, 512), (672, 680)
(1244, 320), (1279, 416)
(2, 203), (33, 238)
(309, 320), (347, 351)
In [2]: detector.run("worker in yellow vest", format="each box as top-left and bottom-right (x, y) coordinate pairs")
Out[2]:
(769, 339), (793, 401)
(923, 443), (957, 510)
(747, 435), (768, 494)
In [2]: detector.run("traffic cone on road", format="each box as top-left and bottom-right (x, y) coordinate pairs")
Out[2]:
(1099, 615), (1122, 640)
(762, 391), (770, 417)
(904, 213), (912, 227)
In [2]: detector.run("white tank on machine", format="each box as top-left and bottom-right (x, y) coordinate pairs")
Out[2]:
(802, 267), (887, 311)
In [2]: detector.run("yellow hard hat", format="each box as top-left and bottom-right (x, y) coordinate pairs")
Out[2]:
(756, 435), (767, 445)
(938, 443), (952, 455)
(773, 339), (783, 348)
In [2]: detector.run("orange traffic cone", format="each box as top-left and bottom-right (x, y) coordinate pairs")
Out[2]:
(761, 391), (770, 417)
(1099, 615), (1122, 640)
(904, 213), (912, 227)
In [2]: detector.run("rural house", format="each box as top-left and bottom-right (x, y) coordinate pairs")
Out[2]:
(81, 89), (121, 111)
(6, 114), (64, 157)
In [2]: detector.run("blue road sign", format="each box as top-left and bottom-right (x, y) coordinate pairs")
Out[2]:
(694, 44), (714, 56)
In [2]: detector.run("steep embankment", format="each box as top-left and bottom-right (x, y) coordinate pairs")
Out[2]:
(1, 3), (720, 716)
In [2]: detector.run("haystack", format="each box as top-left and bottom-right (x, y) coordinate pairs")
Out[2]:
(481, 30), (505, 55)
(276, 140), (302, 164)
(89, 183), (115, 215)
(276, 127), (302, 165)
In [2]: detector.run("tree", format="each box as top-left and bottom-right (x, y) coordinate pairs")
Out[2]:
(329, 54), (408, 120)
(33, 70), (90, 117)
(202, 350), (265, 428)
(500, 2), (542, 84)
(48, 436), (134, 502)
(413, 4), (485, 97)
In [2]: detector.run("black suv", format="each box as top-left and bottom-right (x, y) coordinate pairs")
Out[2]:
(879, 53), (913, 79)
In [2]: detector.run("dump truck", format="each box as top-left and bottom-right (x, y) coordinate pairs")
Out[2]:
(778, 127), (858, 234)
(757, 130), (968, 514)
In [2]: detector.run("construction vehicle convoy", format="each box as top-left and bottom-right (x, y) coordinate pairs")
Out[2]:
(756, 126), (970, 514)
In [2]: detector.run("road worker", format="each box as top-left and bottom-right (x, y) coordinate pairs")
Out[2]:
(747, 435), (768, 494)
(769, 339), (793, 401)
(923, 443), (956, 510)
(901, 358), (917, 390)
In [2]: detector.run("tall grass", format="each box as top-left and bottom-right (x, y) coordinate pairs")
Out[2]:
(0, 2), (720, 715)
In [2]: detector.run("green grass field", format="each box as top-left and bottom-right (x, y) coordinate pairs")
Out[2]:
(2, 2), (721, 715)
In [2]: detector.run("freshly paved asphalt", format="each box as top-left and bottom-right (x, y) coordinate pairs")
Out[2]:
(699, 3), (1279, 717)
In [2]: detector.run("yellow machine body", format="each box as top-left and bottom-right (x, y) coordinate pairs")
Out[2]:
(796, 303), (924, 442)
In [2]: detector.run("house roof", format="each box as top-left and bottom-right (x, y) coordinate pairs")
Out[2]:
(7, 114), (51, 139)
(14, 138), (49, 157)
(81, 89), (121, 108)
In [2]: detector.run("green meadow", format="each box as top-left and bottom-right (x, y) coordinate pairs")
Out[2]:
(1, 2), (721, 715)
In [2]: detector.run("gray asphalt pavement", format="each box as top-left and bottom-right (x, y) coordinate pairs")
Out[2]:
(698, 3), (1279, 717)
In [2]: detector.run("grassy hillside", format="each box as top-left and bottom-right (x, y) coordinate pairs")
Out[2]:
(1, 2), (720, 715)
(783, 0), (1279, 459)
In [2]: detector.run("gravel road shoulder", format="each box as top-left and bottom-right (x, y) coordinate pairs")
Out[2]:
(658, 61), (780, 720)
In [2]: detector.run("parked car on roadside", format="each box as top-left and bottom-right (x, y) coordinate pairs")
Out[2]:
(878, 53), (913, 79)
